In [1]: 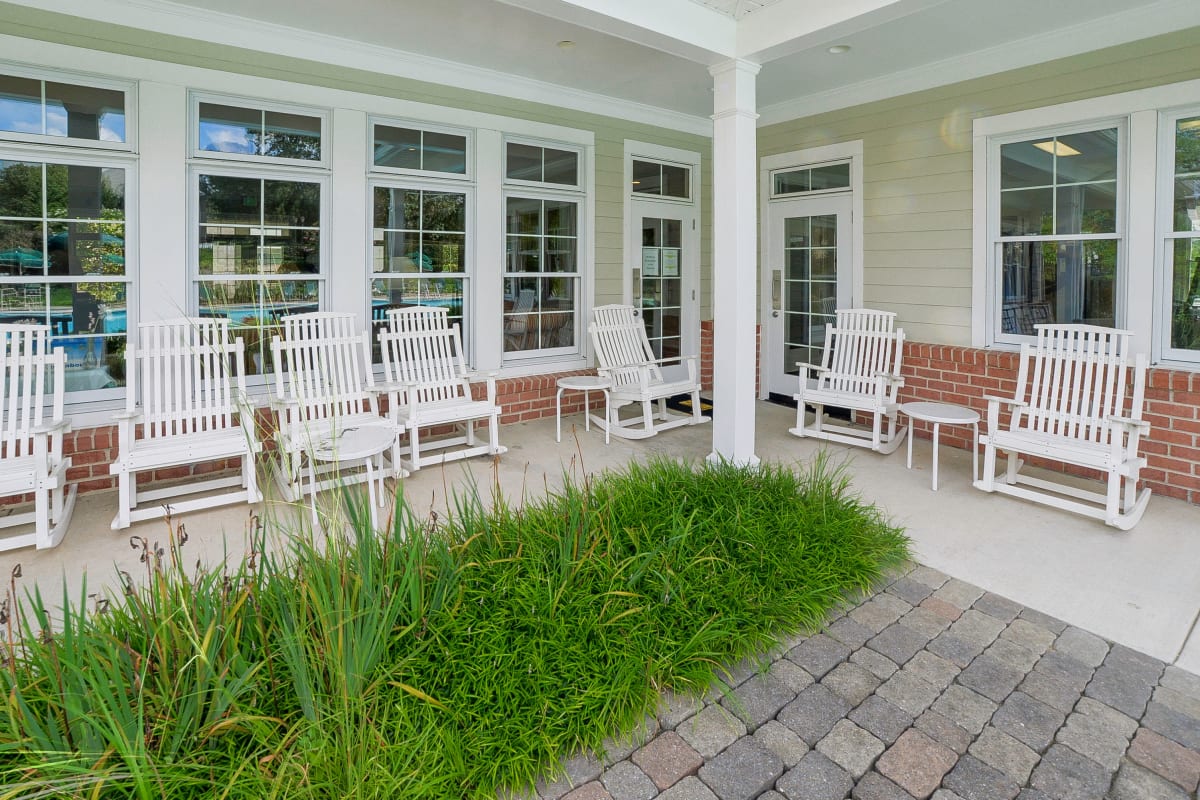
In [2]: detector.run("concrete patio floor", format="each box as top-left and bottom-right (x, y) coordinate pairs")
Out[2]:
(3, 401), (1197, 674)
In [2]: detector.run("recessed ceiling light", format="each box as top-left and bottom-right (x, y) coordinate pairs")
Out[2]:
(827, 44), (851, 54)
(1033, 140), (1081, 157)
(557, 40), (575, 50)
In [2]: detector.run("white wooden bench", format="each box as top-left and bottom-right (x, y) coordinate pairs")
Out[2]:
(110, 318), (262, 529)
(379, 306), (506, 472)
(789, 308), (908, 454)
(975, 324), (1151, 530)
(0, 324), (76, 550)
(588, 304), (708, 439)
(270, 312), (404, 506)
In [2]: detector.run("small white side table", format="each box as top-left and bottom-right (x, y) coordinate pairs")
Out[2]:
(556, 376), (611, 444)
(308, 423), (397, 529)
(899, 401), (980, 491)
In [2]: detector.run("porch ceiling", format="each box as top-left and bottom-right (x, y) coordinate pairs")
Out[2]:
(9, 0), (1199, 132)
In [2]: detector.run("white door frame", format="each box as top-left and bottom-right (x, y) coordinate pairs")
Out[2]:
(758, 142), (864, 399)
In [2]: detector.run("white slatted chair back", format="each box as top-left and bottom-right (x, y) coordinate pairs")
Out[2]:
(820, 309), (904, 400)
(127, 318), (245, 441)
(272, 312), (377, 425)
(1, 324), (62, 460)
(590, 304), (661, 389)
(381, 307), (470, 406)
(1015, 324), (1142, 445)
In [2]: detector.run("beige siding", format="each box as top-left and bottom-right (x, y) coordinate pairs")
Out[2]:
(759, 26), (1200, 345)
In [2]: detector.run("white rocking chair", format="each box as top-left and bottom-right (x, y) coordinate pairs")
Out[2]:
(379, 306), (506, 472)
(270, 312), (404, 510)
(789, 308), (908, 454)
(975, 324), (1151, 530)
(110, 318), (262, 530)
(0, 324), (76, 550)
(588, 304), (708, 439)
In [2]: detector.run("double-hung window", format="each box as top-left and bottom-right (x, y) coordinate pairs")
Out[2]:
(190, 95), (327, 375)
(503, 139), (583, 359)
(0, 67), (134, 397)
(1163, 111), (1200, 361)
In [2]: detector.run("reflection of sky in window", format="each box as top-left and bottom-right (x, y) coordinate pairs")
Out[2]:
(100, 113), (125, 142)
(199, 122), (256, 154)
(46, 106), (67, 136)
(0, 96), (43, 134)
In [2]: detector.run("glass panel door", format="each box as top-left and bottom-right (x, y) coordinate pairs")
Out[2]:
(629, 199), (697, 383)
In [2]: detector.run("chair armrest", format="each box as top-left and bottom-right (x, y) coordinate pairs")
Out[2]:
(111, 409), (142, 421)
(1105, 415), (1151, 432)
(375, 379), (410, 394)
(981, 395), (1026, 407)
(795, 361), (828, 374)
(32, 418), (72, 435)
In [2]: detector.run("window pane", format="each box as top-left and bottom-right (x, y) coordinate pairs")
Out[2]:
(662, 219), (681, 248)
(372, 277), (465, 341)
(422, 191), (465, 232)
(0, 74), (42, 136)
(507, 197), (541, 235)
(425, 232), (466, 272)
(198, 103), (261, 155)
(544, 238), (576, 272)
(642, 217), (661, 247)
(373, 230), (422, 273)
(422, 131), (467, 174)
(1000, 240), (1116, 333)
(0, 222), (43, 276)
(774, 169), (809, 195)
(662, 164), (690, 198)
(373, 125), (421, 170)
(1176, 117), (1200, 173)
(1170, 237), (1200, 351)
(810, 163), (850, 191)
(48, 223), (125, 276)
(508, 236), (540, 271)
(199, 175), (261, 225)
(545, 199), (576, 237)
(1173, 176), (1200, 234)
(1056, 129), (1118, 183)
(263, 110), (321, 160)
(46, 163), (120, 221)
(44, 82), (125, 143)
(0, 160), (44, 218)
(1001, 141), (1054, 189)
(374, 187), (421, 230)
(632, 160), (660, 194)
(263, 179), (320, 227)
(542, 147), (578, 185)
(507, 143), (542, 181)
(199, 230), (258, 275)
(784, 216), (809, 246)
(810, 215), (836, 247)
(1055, 183), (1116, 235)
(1000, 188), (1052, 236)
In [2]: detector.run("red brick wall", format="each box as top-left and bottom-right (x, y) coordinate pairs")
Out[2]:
(699, 319), (760, 394)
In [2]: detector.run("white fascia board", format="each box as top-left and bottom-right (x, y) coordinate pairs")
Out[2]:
(756, 0), (1200, 127)
(736, 0), (942, 62)
(499, 0), (736, 63)
(15, 0), (714, 136)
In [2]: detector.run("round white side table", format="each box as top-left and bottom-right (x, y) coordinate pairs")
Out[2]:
(308, 423), (397, 529)
(556, 376), (611, 444)
(899, 401), (980, 491)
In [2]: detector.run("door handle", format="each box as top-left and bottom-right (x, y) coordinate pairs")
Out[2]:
(632, 268), (642, 303)
(771, 269), (782, 317)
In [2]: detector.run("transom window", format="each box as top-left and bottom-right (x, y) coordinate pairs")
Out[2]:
(505, 141), (579, 186)
(372, 122), (469, 176)
(772, 162), (850, 196)
(0, 69), (128, 146)
(1165, 113), (1200, 359)
(194, 98), (323, 164)
(632, 159), (690, 200)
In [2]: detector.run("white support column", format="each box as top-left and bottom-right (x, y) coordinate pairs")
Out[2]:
(707, 59), (760, 467)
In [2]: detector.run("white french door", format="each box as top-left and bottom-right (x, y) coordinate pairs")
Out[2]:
(628, 198), (699, 383)
(763, 194), (853, 398)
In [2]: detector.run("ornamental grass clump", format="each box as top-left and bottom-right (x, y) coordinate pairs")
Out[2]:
(0, 456), (907, 799)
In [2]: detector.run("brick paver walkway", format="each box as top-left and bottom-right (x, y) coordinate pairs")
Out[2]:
(517, 563), (1200, 800)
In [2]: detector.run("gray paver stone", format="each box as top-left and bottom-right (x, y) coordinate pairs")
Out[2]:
(947, 611), (1006, 650)
(1013, 791), (1051, 800)
(1017, 608), (1068, 635)
(790, 634), (852, 679)
(757, 792), (786, 800)
(603, 716), (660, 764)
(868, 624), (932, 666)
(1028, 744), (1111, 800)
(956, 655), (1025, 703)
(1105, 643), (1165, 681)
(907, 565), (950, 590)
(1108, 761), (1191, 800)
(656, 776), (718, 800)
(753, 720), (810, 768)
(1032, 651), (1093, 693)
(768, 658), (815, 694)
(921, 597), (964, 623)
(1160, 665), (1200, 700)
(538, 751), (604, 799)
(906, 650), (959, 690)
(968, 728), (1040, 784)
(631, 732), (703, 791)
(598, 761), (656, 800)
(930, 684), (999, 735)
(853, 647), (900, 680)
(930, 792), (966, 800)
(1127, 726), (1200, 793)
(933, 579), (985, 610)
(849, 694), (915, 745)
(972, 593), (1022, 623)
(697, 736), (784, 800)
(716, 655), (764, 693)
(721, 672), (796, 732)
(562, 782), (613, 800)
(902, 607), (953, 639)
(776, 751), (854, 800)
(1016, 669), (1080, 714)
(1054, 696), (1136, 770)
(1083, 665), (1155, 719)
(657, 690), (704, 731)
(876, 669), (941, 717)
(816, 719), (886, 778)
(983, 639), (1040, 674)
(990, 692), (1065, 752)
(876, 728), (957, 799)
(941, 754), (1020, 800)
(1152, 685), (1200, 721)
(1052, 627), (1109, 668)
(828, 616), (877, 649)
(927, 633), (985, 668)
(777, 683), (852, 746)
(889, 577), (936, 606)
(1142, 700), (1200, 750)
(851, 772), (913, 800)
(823, 662), (883, 706)
(676, 704), (748, 759)
(852, 594), (915, 634)
(915, 710), (973, 755)
(999, 620), (1057, 655)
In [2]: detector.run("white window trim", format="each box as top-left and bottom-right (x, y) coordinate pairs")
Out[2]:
(1155, 105), (1200, 366)
(502, 135), (583, 190)
(971, 78), (1200, 358)
(768, 159), (852, 200)
(629, 155), (695, 203)
(623, 140), (702, 307)
(0, 60), (136, 152)
(368, 116), (473, 182)
(190, 91), (330, 169)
